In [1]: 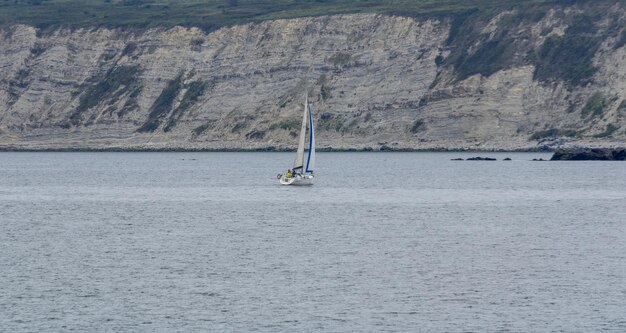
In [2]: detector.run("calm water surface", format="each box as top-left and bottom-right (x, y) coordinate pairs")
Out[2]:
(1, 152), (625, 332)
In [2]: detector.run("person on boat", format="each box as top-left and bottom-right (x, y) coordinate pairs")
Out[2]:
(286, 169), (292, 179)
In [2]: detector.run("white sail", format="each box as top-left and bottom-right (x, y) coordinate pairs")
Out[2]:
(293, 95), (308, 172)
(280, 94), (314, 186)
(305, 103), (315, 173)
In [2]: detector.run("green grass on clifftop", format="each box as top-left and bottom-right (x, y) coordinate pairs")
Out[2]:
(1, 0), (559, 29)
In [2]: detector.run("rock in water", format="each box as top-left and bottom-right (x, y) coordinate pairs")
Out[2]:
(466, 157), (497, 161)
(550, 148), (626, 161)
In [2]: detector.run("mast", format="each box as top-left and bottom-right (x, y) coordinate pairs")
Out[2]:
(293, 95), (308, 172)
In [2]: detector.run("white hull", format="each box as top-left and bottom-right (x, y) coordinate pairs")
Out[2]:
(279, 174), (314, 186)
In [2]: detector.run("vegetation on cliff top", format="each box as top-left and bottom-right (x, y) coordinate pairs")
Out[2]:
(1, 0), (569, 30)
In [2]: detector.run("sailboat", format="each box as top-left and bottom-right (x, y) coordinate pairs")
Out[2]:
(278, 96), (315, 186)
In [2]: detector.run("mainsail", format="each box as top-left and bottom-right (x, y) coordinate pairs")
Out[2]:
(293, 96), (309, 172)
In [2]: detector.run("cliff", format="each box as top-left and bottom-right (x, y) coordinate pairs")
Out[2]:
(1, 2), (626, 151)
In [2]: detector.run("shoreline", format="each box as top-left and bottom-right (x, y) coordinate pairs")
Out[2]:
(0, 146), (551, 153)
(4, 147), (623, 160)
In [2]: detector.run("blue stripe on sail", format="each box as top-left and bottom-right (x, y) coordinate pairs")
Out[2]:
(305, 105), (314, 173)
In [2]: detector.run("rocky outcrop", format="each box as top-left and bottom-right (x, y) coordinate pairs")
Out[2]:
(466, 157), (497, 161)
(1, 4), (626, 151)
(551, 148), (626, 160)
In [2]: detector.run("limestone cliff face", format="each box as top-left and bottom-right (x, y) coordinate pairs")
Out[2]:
(0, 8), (625, 150)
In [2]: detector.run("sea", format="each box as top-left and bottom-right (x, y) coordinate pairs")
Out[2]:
(1, 152), (625, 332)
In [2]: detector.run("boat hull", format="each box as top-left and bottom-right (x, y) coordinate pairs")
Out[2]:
(279, 174), (313, 186)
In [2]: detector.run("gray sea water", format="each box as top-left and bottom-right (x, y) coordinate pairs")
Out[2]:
(1, 152), (625, 332)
